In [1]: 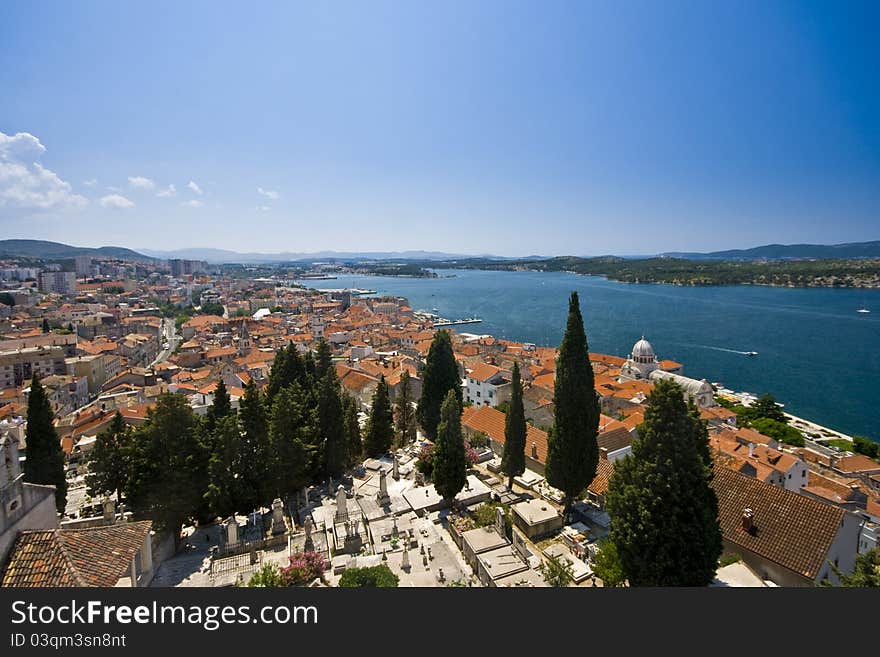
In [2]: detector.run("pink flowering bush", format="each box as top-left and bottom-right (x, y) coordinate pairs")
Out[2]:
(280, 551), (326, 586)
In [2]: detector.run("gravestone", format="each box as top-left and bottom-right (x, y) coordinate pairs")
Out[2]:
(415, 471), (425, 486)
(102, 497), (115, 524)
(494, 506), (505, 537)
(377, 468), (390, 505)
(392, 454), (400, 480)
(335, 485), (348, 520)
(271, 498), (285, 535)
(224, 516), (238, 547)
(303, 516), (315, 553)
(343, 518), (363, 554)
(401, 546), (410, 571)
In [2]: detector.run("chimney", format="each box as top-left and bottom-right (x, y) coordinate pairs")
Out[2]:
(531, 442), (538, 459)
(600, 447), (609, 461)
(741, 508), (754, 534)
(748, 443), (755, 458)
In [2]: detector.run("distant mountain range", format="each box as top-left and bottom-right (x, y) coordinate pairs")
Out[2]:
(662, 241), (880, 260)
(2, 238), (878, 264)
(0, 239), (154, 261)
(136, 247), (507, 263)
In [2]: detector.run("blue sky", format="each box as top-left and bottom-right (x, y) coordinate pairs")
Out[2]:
(1, 1), (878, 256)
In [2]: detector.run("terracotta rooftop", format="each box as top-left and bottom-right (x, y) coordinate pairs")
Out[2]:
(711, 466), (845, 581)
(1, 521), (153, 587)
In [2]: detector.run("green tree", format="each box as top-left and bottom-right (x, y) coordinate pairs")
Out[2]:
(206, 378), (233, 434)
(85, 412), (130, 503)
(267, 385), (313, 499)
(501, 362), (526, 490)
(23, 374), (67, 512)
(605, 379), (722, 586)
(540, 553), (574, 587)
(125, 393), (208, 543)
(432, 390), (467, 507)
(267, 344), (305, 401)
(591, 540), (627, 587)
(338, 564), (399, 587)
(750, 393), (787, 423)
(205, 415), (245, 518)
(237, 381), (270, 509)
(342, 393), (362, 466)
(317, 371), (346, 478)
(417, 330), (462, 440)
(364, 375), (394, 457)
(852, 436), (879, 459)
(246, 563), (285, 587)
(750, 417), (804, 447)
(545, 292), (600, 513)
(315, 339), (333, 380)
(393, 370), (418, 447)
(830, 548), (880, 587)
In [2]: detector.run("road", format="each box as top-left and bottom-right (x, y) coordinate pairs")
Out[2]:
(149, 317), (181, 368)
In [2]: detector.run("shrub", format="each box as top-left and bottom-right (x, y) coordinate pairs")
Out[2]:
(338, 565), (399, 587)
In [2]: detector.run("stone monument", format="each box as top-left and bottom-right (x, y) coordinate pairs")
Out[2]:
(392, 454), (400, 480)
(271, 498), (286, 535)
(335, 485), (348, 521)
(377, 468), (390, 506)
(494, 505), (505, 537)
(401, 546), (411, 571)
(303, 516), (315, 553)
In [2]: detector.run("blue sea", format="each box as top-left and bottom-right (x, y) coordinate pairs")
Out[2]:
(306, 269), (880, 441)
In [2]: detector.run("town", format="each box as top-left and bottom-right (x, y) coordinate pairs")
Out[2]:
(1, 253), (878, 588)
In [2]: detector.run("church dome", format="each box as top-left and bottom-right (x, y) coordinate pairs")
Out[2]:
(632, 337), (655, 360)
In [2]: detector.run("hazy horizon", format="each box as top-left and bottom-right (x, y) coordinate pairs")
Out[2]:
(2, 2), (878, 254)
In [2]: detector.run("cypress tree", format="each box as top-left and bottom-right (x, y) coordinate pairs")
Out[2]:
(268, 385), (312, 499)
(24, 374), (67, 512)
(317, 371), (347, 478)
(545, 291), (600, 513)
(207, 378), (232, 434)
(364, 375), (394, 457)
(393, 370), (418, 447)
(266, 345), (289, 401)
(125, 393), (207, 542)
(432, 390), (467, 507)
(501, 362), (526, 490)
(315, 339), (333, 379)
(238, 381), (270, 507)
(417, 330), (462, 440)
(85, 412), (130, 503)
(342, 393), (363, 466)
(605, 379), (722, 586)
(205, 414), (244, 518)
(42, 318), (50, 333)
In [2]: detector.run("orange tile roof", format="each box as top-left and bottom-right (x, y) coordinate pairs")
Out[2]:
(461, 405), (548, 464)
(711, 466), (845, 581)
(0, 521), (153, 587)
(468, 362), (504, 383)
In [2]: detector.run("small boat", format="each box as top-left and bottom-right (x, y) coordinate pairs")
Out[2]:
(744, 351), (758, 357)
(857, 308), (870, 314)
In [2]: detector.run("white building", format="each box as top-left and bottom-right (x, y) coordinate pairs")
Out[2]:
(618, 336), (716, 408)
(465, 363), (509, 407)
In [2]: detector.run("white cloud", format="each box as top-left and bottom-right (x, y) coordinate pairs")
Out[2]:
(187, 180), (203, 195)
(100, 194), (135, 209)
(157, 183), (177, 197)
(257, 187), (279, 200)
(0, 131), (88, 210)
(106, 185), (123, 192)
(256, 205), (271, 212)
(181, 199), (203, 208)
(83, 178), (97, 187)
(128, 175), (155, 190)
